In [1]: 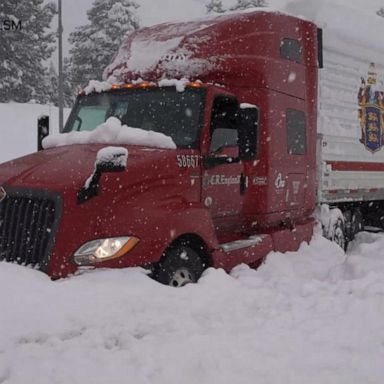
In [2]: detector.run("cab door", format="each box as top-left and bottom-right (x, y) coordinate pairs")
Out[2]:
(201, 95), (245, 234)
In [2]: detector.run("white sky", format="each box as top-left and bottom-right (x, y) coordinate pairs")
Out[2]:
(60, 0), (207, 55)
(57, 0), (383, 57)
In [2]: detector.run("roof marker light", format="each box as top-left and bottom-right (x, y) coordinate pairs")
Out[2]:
(138, 81), (152, 88)
(187, 82), (203, 88)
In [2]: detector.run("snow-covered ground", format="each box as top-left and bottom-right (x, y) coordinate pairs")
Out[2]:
(1, 227), (384, 384)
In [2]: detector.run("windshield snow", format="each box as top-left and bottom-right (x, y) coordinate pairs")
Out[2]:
(64, 87), (205, 149)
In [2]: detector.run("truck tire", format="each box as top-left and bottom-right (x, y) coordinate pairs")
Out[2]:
(155, 245), (204, 287)
(352, 209), (363, 236)
(332, 218), (347, 251)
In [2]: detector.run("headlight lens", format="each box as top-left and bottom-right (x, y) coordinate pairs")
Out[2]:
(73, 236), (140, 266)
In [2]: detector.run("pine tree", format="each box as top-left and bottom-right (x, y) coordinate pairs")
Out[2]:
(43, 60), (74, 108)
(47, 61), (58, 106)
(0, 0), (56, 103)
(62, 58), (76, 107)
(206, 0), (226, 14)
(377, 7), (384, 17)
(230, 0), (267, 11)
(68, 0), (140, 90)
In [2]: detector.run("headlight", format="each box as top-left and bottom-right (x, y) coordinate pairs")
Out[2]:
(73, 236), (140, 266)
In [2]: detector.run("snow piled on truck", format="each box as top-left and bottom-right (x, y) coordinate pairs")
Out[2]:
(43, 116), (176, 150)
(104, 18), (220, 82)
(84, 79), (113, 95)
(1, 231), (384, 383)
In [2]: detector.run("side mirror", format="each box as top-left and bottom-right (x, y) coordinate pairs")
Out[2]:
(238, 106), (258, 161)
(37, 115), (49, 151)
(95, 147), (128, 173)
(77, 147), (128, 204)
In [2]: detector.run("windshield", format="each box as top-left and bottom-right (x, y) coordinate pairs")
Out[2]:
(64, 87), (205, 148)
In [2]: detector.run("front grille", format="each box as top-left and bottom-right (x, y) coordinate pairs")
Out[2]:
(0, 188), (60, 268)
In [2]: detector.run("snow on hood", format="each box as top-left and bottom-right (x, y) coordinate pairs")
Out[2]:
(42, 117), (176, 150)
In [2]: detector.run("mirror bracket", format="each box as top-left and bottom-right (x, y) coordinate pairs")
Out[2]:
(77, 148), (128, 204)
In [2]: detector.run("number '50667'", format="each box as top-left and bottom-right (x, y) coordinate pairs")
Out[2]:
(176, 155), (199, 168)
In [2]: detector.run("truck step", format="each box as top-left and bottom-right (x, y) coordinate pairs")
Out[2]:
(363, 226), (384, 233)
(219, 236), (264, 252)
(212, 234), (273, 271)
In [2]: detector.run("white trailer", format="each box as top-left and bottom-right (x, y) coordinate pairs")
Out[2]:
(286, 0), (384, 240)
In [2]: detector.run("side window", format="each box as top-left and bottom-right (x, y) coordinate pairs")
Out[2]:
(286, 109), (306, 155)
(210, 129), (238, 152)
(280, 38), (302, 63)
(210, 96), (239, 153)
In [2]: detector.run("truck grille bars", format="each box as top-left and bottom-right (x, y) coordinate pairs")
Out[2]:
(0, 188), (61, 269)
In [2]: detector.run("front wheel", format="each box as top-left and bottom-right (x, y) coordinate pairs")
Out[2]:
(154, 245), (205, 287)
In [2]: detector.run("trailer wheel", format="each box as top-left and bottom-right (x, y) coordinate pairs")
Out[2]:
(332, 218), (347, 251)
(155, 245), (205, 287)
(352, 209), (363, 235)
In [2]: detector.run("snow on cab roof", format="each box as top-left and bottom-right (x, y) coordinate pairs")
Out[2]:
(103, 8), (301, 83)
(104, 0), (384, 84)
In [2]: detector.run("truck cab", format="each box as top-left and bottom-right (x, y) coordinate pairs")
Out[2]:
(0, 11), (320, 285)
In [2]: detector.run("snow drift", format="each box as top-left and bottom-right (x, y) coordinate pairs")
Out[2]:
(1, 230), (384, 383)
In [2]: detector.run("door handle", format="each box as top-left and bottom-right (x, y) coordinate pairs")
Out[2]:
(240, 173), (246, 195)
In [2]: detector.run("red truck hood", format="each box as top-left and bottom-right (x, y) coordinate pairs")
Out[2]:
(0, 144), (176, 192)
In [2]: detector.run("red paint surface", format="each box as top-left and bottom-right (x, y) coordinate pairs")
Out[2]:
(327, 161), (384, 172)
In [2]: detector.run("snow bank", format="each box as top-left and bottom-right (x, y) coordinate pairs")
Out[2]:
(43, 116), (177, 150)
(1, 232), (384, 383)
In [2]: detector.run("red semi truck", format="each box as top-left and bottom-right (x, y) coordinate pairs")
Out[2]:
(0, 11), (382, 285)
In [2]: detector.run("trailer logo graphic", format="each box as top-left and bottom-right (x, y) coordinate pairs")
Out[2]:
(358, 62), (384, 153)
